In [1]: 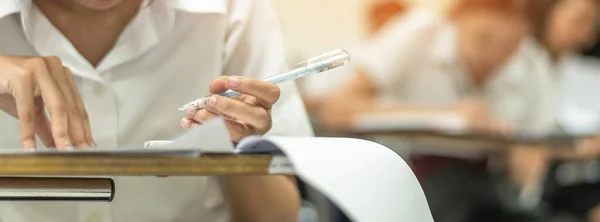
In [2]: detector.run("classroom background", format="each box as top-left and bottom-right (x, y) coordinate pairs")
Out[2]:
(272, 0), (600, 222)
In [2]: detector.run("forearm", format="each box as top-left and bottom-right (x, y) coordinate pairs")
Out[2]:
(322, 96), (456, 130)
(506, 146), (550, 189)
(220, 175), (300, 222)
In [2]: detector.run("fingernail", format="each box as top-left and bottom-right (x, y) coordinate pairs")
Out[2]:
(208, 96), (218, 107)
(58, 145), (73, 151)
(62, 139), (72, 149)
(181, 118), (191, 129)
(91, 142), (97, 148)
(22, 141), (36, 149)
(186, 108), (197, 116)
(227, 77), (241, 88)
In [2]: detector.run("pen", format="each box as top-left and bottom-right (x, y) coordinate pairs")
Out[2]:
(177, 49), (351, 111)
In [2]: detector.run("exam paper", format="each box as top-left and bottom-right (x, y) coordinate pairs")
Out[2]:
(354, 112), (467, 134)
(556, 56), (600, 134)
(0, 118), (234, 155)
(240, 136), (434, 222)
(147, 121), (434, 221)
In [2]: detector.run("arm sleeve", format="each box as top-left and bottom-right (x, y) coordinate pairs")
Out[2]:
(222, 0), (313, 137)
(491, 41), (555, 136)
(353, 8), (441, 91)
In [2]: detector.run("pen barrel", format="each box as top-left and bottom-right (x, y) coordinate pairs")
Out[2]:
(220, 90), (242, 97)
(0, 177), (114, 202)
(218, 49), (350, 98)
(182, 49), (351, 110)
(266, 49), (351, 84)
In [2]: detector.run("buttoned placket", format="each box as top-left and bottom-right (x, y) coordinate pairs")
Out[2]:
(79, 72), (120, 147)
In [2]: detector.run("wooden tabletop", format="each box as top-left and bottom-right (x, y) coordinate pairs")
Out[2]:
(0, 154), (276, 176)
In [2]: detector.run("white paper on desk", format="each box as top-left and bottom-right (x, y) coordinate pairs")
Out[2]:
(239, 136), (434, 222)
(354, 112), (467, 134)
(0, 118), (235, 155)
(166, 118), (235, 153)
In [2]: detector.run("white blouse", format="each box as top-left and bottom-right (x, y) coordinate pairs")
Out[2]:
(354, 8), (543, 133)
(0, 0), (313, 221)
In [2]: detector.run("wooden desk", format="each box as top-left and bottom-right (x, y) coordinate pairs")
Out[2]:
(348, 130), (579, 147)
(0, 154), (277, 176)
(0, 154), (281, 201)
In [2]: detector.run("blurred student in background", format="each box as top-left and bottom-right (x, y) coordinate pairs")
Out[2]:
(301, 0), (407, 134)
(501, 0), (600, 221)
(322, 0), (550, 221)
(322, 0), (533, 131)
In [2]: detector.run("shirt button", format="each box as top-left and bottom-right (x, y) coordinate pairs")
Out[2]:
(93, 84), (106, 95)
(86, 213), (103, 222)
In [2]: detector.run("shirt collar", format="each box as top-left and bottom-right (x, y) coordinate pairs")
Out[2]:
(2, 0), (226, 82)
(175, 0), (227, 14)
(432, 23), (460, 66)
(0, 0), (21, 19)
(431, 23), (477, 94)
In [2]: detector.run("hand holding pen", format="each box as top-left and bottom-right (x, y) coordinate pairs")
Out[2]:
(181, 76), (281, 142)
(179, 49), (351, 142)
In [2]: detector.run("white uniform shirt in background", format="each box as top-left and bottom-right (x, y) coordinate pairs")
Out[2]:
(504, 37), (600, 135)
(0, 0), (313, 221)
(352, 8), (545, 156)
(496, 38), (563, 135)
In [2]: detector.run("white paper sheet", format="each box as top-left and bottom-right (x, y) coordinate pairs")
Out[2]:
(556, 56), (600, 134)
(0, 118), (234, 155)
(240, 136), (434, 222)
(354, 112), (467, 134)
(167, 118), (235, 153)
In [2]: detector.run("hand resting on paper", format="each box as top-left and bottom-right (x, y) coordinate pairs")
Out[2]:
(456, 99), (514, 136)
(322, 71), (514, 137)
(0, 55), (95, 149)
(182, 76), (278, 142)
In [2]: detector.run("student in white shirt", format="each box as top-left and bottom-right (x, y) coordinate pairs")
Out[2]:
(322, 0), (549, 221)
(502, 0), (600, 220)
(322, 1), (533, 132)
(301, 1), (407, 133)
(0, 0), (312, 221)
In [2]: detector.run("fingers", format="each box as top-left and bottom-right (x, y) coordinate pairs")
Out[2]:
(43, 57), (89, 148)
(183, 109), (252, 142)
(11, 68), (37, 149)
(209, 76), (280, 109)
(468, 115), (513, 136)
(32, 58), (70, 150)
(62, 68), (95, 147)
(195, 95), (271, 132)
(33, 97), (55, 147)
